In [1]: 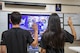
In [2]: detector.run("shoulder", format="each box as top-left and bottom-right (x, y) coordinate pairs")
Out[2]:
(2, 28), (30, 34)
(62, 29), (74, 38)
(2, 29), (10, 35)
(20, 29), (30, 33)
(62, 29), (71, 35)
(19, 28), (31, 35)
(42, 31), (55, 39)
(1, 30), (10, 38)
(61, 29), (69, 34)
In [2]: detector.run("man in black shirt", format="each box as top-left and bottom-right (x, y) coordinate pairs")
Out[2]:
(1, 11), (38, 53)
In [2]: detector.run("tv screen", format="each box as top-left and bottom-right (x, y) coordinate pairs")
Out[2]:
(8, 14), (50, 41)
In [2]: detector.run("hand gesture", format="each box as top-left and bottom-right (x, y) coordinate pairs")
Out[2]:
(68, 17), (73, 26)
(32, 23), (38, 31)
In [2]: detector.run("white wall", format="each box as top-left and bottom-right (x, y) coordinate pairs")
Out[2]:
(0, 11), (8, 41)
(1, 0), (61, 3)
(1, 0), (80, 13)
(2, 0), (80, 5)
(62, 6), (80, 13)
(3, 5), (80, 13)
(2, 4), (56, 13)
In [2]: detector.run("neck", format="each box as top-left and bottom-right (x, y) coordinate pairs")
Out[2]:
(12, 24), (20, 28)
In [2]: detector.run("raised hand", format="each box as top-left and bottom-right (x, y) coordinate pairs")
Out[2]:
(68, 17), (73, 26)
(32, 23), (38, 31)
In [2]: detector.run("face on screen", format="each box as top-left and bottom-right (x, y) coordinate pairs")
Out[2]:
(8, 14), (49, 41)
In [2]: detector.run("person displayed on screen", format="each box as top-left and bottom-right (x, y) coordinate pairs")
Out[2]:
(1, 11), (38, 53)
(40, 13), (76, 53)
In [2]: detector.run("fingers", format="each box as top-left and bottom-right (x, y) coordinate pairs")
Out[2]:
(68, 17), (72, 21)
(32, 23), (38, 31)
(32, 23), (36, 26)
(68, 17), (73, 26)
(68, 17), (71, 21)
(32, 23), (38, 28)
(69, 17), (71, 19)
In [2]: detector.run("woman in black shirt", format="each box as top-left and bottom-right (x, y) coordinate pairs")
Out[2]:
(40, 13), (76, 53)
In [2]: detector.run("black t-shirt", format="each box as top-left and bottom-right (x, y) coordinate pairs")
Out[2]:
(40, 30), (74, 53)
(1, 28), (34, 53)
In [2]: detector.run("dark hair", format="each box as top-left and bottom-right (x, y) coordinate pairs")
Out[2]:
(43, 13), (64, 48)
(10, 11), (21, 25)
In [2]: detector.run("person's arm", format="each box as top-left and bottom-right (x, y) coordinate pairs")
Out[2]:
(68, 17), (76, 40)
(1, 31), (7, 53)
(1, 45), (7, 53)
(40, 48), (46, 53)
(31, 23), (38, 47)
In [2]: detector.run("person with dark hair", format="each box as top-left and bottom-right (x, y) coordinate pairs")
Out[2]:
(40, 13), (76, 53)
(1, 11), (38, 53)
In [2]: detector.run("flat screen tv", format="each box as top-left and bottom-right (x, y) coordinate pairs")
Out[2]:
(8, 14), (50, 41)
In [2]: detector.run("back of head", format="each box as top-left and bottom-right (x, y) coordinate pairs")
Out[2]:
(11, 11), (21, 25)
(48, 13), (61, 33)
(43, 13), (64, 48)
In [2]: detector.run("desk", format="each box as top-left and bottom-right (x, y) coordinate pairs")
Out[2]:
(69, 46), (80, 53)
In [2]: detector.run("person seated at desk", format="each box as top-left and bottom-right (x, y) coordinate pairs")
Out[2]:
(40, 13), (76, 53)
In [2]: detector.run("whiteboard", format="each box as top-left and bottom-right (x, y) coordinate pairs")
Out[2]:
(64, 13), (80, 25)
(64, 13), (80, 40)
